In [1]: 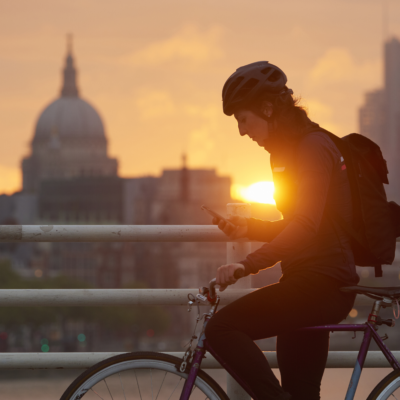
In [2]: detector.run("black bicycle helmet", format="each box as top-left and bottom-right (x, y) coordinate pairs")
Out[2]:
(222, 61), (292, 116)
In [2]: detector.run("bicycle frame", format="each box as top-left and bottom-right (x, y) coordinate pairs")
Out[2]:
(179, 319), (400, 400)
(300, 323), (400, 400)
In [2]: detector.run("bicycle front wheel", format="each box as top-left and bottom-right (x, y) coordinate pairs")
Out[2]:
(367, 370), (400, 399)
(60, 351), (229, 400)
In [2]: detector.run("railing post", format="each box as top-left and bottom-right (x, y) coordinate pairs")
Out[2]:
(226, 203), (251, 400)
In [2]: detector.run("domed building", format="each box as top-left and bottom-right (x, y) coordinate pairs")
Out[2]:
(22, 39), (118, 193)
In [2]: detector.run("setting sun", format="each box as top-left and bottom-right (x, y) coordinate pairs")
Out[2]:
(231, 181), (276, 205)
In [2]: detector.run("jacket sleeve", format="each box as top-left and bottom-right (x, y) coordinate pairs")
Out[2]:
(240, 134), (336, 276)
(246, 218), (290, 242)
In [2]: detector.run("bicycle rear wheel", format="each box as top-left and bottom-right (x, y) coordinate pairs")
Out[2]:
(367, 370), (400, 399)
(60, 351), (229, 400)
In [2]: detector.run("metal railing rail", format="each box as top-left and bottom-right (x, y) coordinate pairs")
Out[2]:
(0, 288), (375, 307)
(0, 351), (396, 369)
(0, 225), (230, 242)
(1, 225), (399, 243)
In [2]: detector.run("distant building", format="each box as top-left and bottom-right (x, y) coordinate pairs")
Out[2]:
(22, 37), (117, 193)
(384, 38), (400, 156)
(359, 89), (385, 145)
(359, 37), (400, 202)
(152, 163), (231, 225)
(37, 177), (124, 225)
(124, 177), (159, 225)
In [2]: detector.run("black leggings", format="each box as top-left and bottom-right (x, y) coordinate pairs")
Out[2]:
(205, 272), (355, 400)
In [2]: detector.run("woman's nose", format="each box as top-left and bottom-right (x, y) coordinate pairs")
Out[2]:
(238, 125), (247, 137)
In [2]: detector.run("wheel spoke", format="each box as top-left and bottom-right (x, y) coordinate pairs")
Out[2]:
(104, 379), (114, 400)
(134, 369), (143, 400)
(155, 371), (168, 400)
(168, 377), (183, 400)
(118, 372), (127, 400)
(90, 387), (106, 400)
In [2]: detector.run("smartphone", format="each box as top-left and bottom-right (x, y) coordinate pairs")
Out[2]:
(201, 205), (236, 227)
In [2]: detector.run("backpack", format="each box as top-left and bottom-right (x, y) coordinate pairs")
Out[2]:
(320, 129), (400, 277)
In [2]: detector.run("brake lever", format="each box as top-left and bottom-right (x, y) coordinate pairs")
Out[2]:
(199, 287), (210, 296)
(209, 278), (217, 302)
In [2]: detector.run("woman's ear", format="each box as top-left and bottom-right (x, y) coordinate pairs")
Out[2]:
(261, 101), (273, 118)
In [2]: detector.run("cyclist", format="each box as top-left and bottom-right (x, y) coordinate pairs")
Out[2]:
(205, 62), (359, 400)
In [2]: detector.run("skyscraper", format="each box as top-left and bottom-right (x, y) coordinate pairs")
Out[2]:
(359, 37), (400, 202)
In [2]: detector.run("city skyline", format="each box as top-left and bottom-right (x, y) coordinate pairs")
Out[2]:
(359, 37), (400, 203)
(1, 0), (399, 195)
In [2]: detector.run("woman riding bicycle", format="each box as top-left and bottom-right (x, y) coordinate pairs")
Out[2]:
(205, 61), (360, 400)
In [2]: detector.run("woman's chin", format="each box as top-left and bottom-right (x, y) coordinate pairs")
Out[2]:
(256, 139), (265, 147)
(262, 138), (275, 152)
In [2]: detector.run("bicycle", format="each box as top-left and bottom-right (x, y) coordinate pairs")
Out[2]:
(60, 278), (400, 400)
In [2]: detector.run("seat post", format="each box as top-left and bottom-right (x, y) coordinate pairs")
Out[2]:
(368, 298), (392, 325)
(368, 300), (382, 325)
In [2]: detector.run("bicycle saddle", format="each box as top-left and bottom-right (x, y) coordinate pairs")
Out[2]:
(340, 285), (400, 300)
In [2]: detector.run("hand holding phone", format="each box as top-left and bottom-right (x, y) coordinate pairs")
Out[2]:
(201, 205), (235, 227)
(201, 205), (248, 239)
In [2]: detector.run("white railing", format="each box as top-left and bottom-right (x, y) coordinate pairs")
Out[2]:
(1, 224), (399, 243)
(0, 225), (229, 242)
(0, 288), (375, 307)
(0, 203), (396, 400)
(0, 288), (252, 306)
(1, 351), (397, 369)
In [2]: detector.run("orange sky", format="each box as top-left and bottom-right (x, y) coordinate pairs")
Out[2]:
(1, 0), (399, 194)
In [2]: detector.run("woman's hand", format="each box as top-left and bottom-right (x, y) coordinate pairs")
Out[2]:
(216, 263), (245, 292)
(212, 215), (248, 240)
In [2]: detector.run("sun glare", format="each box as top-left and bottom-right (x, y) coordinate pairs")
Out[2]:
(232, 181), (275, 205)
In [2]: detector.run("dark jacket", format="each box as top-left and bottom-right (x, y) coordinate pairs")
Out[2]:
(240, 126), (360, 286)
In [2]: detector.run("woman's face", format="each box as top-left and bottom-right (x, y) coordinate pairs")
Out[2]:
(234, 109), (270, 148)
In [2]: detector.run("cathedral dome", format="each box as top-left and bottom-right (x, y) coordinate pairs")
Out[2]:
(34, 96), (105, 140)
(22, 36), (118, 193)
(32, 36), (106, 145)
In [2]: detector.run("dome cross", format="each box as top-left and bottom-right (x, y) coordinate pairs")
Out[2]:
(61, 33), (79, 97)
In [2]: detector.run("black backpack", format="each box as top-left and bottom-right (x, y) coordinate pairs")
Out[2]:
(321, 129), (400, 277)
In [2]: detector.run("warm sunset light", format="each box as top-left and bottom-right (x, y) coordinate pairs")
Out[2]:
(232, 181), (275, 205)
(0, 165), (21, 195)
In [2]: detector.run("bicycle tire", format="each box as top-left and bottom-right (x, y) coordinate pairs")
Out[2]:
(60, 351), (229, 400)
(367, 370), (400, 399)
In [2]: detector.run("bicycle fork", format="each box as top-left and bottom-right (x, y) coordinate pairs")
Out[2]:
(179, 330), (208, 400)
(179, 292), (220, 400)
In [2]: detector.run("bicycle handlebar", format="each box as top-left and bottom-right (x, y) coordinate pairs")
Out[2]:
(208, 268), (245, 300)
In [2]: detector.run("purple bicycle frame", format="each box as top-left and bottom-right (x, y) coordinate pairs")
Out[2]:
(179, 321), (400, 400)
(301, 323), (400, 400)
